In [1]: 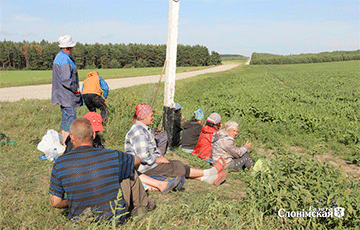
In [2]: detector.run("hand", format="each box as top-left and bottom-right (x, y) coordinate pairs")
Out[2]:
(181, 114), (185, 120)
(245, 141), (252, 149)
(156, 156), (169, 163)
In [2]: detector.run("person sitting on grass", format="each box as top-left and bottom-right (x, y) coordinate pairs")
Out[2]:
(64, 112), (105, 153)
(64, 112), (183, 195)
(49, 118), (156, 223)
(210, 121), (254, 171)
(125, 103), (228, 186)
(181, 108), (204, 153)
(171, 102), (185, 148)
(192, 112), (222, 162)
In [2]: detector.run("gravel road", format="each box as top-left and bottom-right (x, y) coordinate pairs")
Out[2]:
(0, 64), (238, 102)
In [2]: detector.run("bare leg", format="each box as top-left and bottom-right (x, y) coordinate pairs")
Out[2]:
(139, 174), (168, 192)
(61, 130), (70, 146)
(188, 168), (204, 179)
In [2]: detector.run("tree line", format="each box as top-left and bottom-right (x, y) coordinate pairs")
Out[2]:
(250, 50), (360, 65)
(0, 40), (222, 70)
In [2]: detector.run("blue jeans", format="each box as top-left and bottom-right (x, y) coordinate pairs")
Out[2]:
(60, 106), (77, 132)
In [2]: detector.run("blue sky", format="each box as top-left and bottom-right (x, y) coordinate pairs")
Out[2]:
(1, 0), (359, 57)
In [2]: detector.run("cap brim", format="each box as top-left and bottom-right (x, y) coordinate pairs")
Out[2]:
(58, 42), (76, 48)
(93, 125), (104, 132)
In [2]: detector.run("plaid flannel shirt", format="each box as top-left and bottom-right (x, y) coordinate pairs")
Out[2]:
(125, 120), (161, 173)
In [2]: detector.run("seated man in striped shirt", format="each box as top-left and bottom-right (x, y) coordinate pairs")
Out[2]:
(49, 118), (154, 223)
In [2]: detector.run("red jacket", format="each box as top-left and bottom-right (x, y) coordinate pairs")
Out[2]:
(191, 125), (219, 160)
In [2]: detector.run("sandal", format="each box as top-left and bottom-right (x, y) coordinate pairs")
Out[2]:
(214, 157), (226, 173)
(162, 176), (181, 195)
(213, 170), (228, 186)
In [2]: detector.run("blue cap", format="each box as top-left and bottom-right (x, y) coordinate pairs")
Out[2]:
(174, 103), (183, 110)
(194, 108), (203, 120)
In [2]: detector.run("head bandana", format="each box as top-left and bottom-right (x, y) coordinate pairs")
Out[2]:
(133, 103), (153, 123)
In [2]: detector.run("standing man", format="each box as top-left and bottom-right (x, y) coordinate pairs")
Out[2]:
(52, 35), (82, 145)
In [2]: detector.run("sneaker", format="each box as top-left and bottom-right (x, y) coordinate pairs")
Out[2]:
(161, 176), (181, 195)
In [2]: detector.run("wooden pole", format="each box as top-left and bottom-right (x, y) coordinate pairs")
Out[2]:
(163, 0), (180, 145)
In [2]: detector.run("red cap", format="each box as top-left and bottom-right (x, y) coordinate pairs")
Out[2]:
(83, 112), (104, 132)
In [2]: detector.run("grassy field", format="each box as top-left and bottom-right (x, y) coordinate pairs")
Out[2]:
(0, 66), (211, 88)
(1, 61), (359, 229)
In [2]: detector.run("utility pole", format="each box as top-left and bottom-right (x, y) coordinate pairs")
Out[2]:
(163, 0), (180, 145)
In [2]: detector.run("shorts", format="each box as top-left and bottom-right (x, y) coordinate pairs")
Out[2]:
(60, 106), (77, 132)
(143, 160), (191, 178)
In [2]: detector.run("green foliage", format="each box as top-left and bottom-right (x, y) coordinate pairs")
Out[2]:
(0, 40), (222, 70)
(250, 50), (360, 65)
(235, 151), (360, 229)
(174, 61), (360, 164)
(1, 61), (359, 229)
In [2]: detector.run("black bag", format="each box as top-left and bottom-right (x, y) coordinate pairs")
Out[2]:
(151, 128), (168, 156)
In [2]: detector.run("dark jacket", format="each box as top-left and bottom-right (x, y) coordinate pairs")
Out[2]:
(52, 50), (82, 107)
(64, 134), (105, 154)
(181, 120), (203, 150)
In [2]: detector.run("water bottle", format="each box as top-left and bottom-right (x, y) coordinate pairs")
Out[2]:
(52, 148), (58, 162)
(39, 156), (47, 160)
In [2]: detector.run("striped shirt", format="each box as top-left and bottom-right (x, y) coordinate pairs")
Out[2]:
(124, 120), (161, 173)
(49, 146), (134, 222)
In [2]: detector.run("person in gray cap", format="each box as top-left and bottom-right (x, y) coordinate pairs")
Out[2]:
(52, 35), (82, 145)
(192, 112), (222, 161)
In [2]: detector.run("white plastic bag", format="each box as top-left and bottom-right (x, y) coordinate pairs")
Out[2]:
(37, 129), (65, 161)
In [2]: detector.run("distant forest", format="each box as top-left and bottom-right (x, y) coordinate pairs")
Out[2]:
(0, 40), (222, 70)
(250, 50), (360, 65)
(220, 54), (249, 62)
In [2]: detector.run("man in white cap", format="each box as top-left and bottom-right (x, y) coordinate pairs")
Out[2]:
(52, 35), (82, 145)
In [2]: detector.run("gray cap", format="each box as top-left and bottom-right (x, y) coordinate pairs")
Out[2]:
(207, 112), (221, 124)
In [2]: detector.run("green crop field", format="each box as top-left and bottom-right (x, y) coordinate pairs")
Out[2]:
(1, 61), (359, 229)
(0, 66), (211, 88)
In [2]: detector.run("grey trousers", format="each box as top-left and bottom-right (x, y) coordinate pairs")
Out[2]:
(228, 153), (254, 171)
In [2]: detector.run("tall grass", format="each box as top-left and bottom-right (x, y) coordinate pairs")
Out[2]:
(1, 61), (359, 229)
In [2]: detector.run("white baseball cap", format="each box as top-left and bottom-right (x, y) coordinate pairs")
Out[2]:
(58, 35), (76, 48)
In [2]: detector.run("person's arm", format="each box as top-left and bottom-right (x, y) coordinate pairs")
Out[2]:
(127, 129), (159, 166)
(223, 138), (249, 159)
(155, 156), (169, 163)
(99, 76), (109, 99)
(134, 155), (141, 169)
(49, 194), (68, 209)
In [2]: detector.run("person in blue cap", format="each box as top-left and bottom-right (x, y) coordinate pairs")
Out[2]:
(171, 103), (185, 147)
(181, 108), (204, 153)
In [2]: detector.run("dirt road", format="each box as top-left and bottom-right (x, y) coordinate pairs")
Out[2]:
(0, 64), (238, 102)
